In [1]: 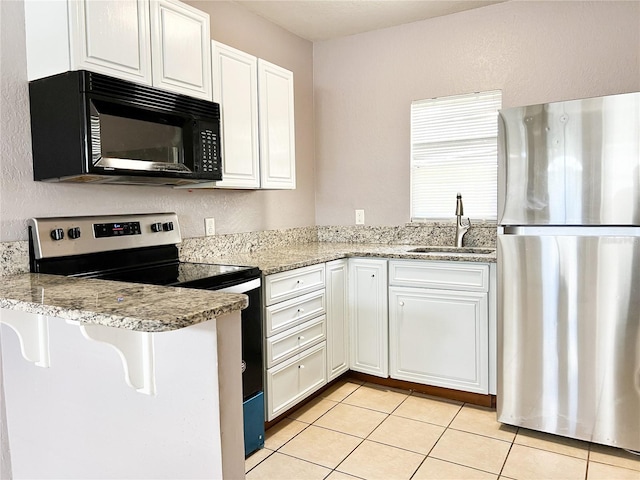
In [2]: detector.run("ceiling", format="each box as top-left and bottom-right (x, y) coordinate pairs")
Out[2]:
(234, 0), (506, 42)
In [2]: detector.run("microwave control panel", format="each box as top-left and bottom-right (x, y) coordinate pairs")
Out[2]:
(196, 121), (221, 178)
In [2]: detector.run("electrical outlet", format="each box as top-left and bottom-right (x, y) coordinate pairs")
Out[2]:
(205, 218), (215, 236)
(355, 209), (365, 225)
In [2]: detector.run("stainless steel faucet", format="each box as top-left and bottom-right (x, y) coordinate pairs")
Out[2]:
(455, 193), (471, 247)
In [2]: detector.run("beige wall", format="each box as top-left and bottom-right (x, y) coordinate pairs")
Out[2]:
(313, 0), (640, 226)
(0, 0), (315, 242)
(3, 0), (639, 241)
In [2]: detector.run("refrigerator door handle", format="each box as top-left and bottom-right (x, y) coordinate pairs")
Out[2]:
(501, 226), (640, 236)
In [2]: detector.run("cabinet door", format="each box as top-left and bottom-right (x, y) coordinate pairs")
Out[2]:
(68, 0), (152, 85)
(258, 59), (296, 189)
(326, 259), (349, 381)
(212, 42), (260, 188)
(389, 286), (489, 394)
(266, 342), (326, 421)
(349, 258), (388, 377)
(150, 0), (212, 100)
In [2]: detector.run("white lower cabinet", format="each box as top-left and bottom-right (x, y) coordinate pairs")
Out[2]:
(388, 260), (490, 394)
(263, 257), (495, 420)
(326, 259), (349, 381)
(349, 258), (388, 378)
(266, 342), (326, 420)
(389, 287), (488, 393)
(264, 265), (327, 421)
(266, 315), (325, 368)
(265, 289), (325, 337)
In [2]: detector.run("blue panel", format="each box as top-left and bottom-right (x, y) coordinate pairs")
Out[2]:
(243, 391), (265, 457)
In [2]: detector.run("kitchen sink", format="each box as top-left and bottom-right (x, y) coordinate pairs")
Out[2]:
(407, 246), (495, 254)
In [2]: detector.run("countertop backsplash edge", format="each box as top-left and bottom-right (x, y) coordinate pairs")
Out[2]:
(2, 223), (497, 275)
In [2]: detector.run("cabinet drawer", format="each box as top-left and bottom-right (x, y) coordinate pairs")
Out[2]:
(389, 260), (489, 292)
(265, 289), (326, 337)
(266, 315), (326, 368)
(264, 264), (325, 306)
(266, 342), (327, 421)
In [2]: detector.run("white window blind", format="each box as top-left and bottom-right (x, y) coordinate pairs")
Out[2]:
(411, 90), (502, 220)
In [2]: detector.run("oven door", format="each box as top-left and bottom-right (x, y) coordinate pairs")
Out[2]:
(215, 279), (263, 399)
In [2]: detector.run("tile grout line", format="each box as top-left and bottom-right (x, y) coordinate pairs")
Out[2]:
(513, 439), (593, 462)
(261, 382), (384, 479)
(409, 401), (466, 479)
(446, 424), (517, 444)
(497, 426), (518, 479)
(423, 401), (508, 477)
(322, 382), (383, 480)
(324, 383), (403, 479)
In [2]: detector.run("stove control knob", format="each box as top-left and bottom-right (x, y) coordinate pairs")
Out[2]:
(68, 227), (81, 239)
(50, 228), (64, 241)
(162, 222), (174, 232)
(151, 222), (162, 232)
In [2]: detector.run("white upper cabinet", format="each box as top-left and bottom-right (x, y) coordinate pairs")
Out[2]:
(258, 59), (296, 189)
(24, 0), (211, 100)
(25, 0), (151, 83)
(204, 43), (296, 190)
(68, 0), (152, 84)
(211, 42), (260, 188)
(149, 0), (212, 100)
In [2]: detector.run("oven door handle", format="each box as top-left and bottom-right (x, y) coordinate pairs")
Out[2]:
(215, 278), (261, 294)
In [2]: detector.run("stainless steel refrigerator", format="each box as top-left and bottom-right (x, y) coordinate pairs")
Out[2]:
(497, 92), (640, 451)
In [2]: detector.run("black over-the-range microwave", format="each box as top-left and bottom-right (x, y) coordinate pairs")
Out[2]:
(29, 70), (222, 186)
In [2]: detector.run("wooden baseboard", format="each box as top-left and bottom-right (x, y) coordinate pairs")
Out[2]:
(265, 371), (496, 431)
(347, 372), (496, 408)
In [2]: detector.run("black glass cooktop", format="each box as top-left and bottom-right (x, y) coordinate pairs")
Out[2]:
(32, 243), (260, 290)
(88, 261), (260, 289)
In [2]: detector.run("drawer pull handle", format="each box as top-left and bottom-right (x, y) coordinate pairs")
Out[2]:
(298, 336), (305, 340)
(399, 301), (405, 306)
(297, 280), (304, 285)
(297, 308), (305, 314)
(371, 274), (375, 278)
(299, 364), (305, 369)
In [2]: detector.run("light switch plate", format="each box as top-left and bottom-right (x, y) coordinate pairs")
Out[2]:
(355, 209), (365, 225)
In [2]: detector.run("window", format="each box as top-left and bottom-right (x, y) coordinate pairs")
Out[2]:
(410, 90), (502, 221)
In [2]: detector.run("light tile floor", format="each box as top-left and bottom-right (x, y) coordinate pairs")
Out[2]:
(246, 380), (640, 480)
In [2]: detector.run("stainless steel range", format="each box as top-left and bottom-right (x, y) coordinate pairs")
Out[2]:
(28, 213), (265, 456)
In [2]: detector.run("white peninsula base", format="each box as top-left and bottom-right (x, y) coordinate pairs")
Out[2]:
(0, 310), (244, 479)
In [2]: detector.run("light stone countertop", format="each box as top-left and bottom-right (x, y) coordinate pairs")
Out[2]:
(183, 242), (497, 276)
(0, 242), (495, 332)
(0, 273), (248, 332)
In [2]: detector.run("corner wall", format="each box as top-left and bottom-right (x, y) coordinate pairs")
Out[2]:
(313, 0), (640, 226)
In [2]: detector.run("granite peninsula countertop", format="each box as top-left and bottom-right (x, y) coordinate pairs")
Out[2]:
(0, 273), (248, 332)
(183, 242), (497, 276)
